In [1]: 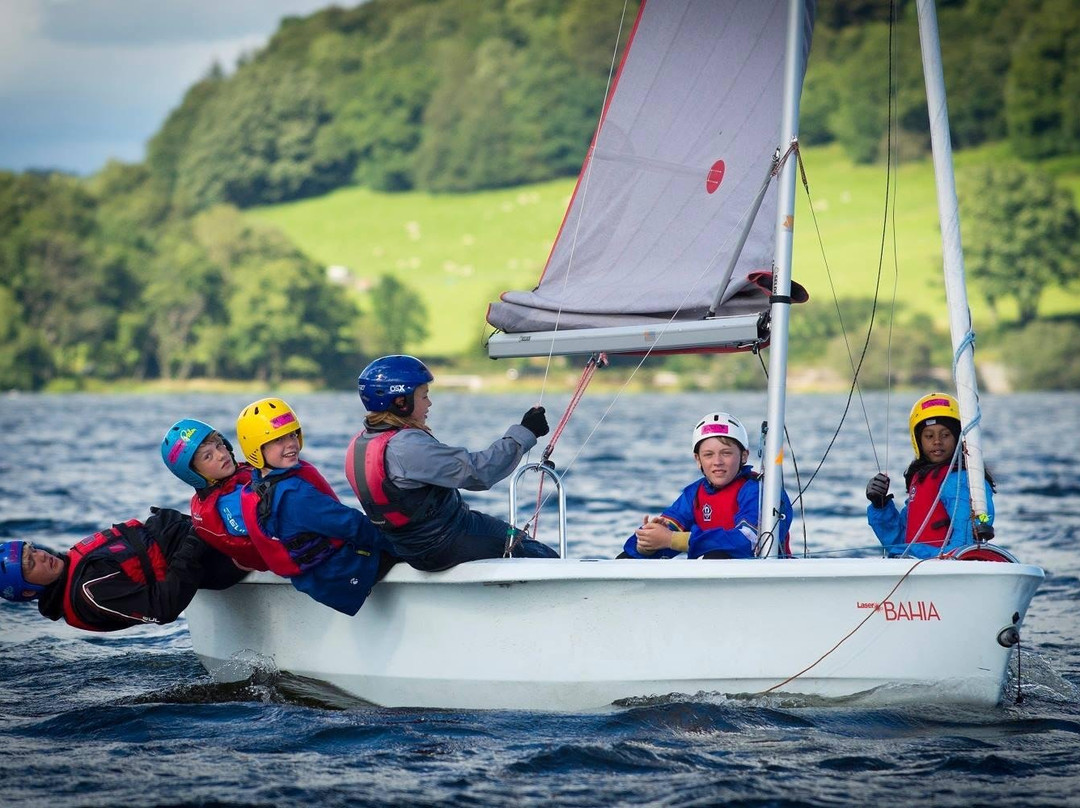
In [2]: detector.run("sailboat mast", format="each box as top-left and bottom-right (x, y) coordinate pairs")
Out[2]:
(915, 0), (989, 520)
(760, 0), (807, 557)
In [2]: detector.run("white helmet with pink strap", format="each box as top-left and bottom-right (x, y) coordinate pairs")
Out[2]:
(691, 412), (748, 453)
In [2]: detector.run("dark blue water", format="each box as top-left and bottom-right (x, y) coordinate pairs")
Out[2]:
(2, 391), (1078, 807)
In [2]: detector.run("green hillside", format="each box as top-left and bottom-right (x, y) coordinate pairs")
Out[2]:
(247, 142), (1080, 358)
(247, 180), (573, 358)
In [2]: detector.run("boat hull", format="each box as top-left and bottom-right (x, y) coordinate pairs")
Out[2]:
(185, 557), (1043, 711)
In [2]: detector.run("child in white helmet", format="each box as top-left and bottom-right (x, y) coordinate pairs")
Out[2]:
(619, 411), (793, 559)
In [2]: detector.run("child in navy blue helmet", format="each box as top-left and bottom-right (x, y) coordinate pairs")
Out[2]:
(346, 354), (559, 571)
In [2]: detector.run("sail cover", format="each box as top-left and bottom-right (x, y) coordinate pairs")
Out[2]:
(487, 0), (815, 354)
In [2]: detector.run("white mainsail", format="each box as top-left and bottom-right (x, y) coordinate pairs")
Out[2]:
(487, 0), (814, 357)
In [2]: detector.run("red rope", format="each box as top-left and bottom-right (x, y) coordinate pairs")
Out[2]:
(524, 353), (607, 537)
(542, 352), (607, 465)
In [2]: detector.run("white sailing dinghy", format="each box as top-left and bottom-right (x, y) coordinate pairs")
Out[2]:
(185, 0), (1044, 711)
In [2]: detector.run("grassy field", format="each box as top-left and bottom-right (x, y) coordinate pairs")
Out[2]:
(247, 143), (1080, 359)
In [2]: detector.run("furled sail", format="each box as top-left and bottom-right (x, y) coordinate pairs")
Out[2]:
(487, 0), (815, 358)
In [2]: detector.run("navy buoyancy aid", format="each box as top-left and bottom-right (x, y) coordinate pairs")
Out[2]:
(238, 461), (345, 577)
(345, 428), (444, 530)
(905, 463), (954, 548)
(190, 465), (268, 571)
(62, 520), (165, 632)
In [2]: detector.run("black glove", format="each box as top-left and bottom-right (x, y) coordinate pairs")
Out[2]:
(865, 473), (893, 508)
(520, 406), (549, 438)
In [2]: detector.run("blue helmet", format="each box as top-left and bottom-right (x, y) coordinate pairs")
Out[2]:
(0, 541), (46, 602)
(358, 355), (434, 415)
(161, 418), (218, 488)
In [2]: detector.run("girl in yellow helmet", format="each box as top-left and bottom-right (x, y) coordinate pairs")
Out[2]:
(865, 392), (996, 558)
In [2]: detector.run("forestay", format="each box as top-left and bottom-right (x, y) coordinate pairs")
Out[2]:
(486, 0), (815, 356)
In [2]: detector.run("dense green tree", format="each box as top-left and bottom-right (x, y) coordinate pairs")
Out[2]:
(942, 0), (1036, 149)
(832, 315), (948, 390)
(960, 163), (1080, 325)
(1005, 0), (1080, 159)
(183, 206), (364, 384)
(367, 274), (430, 355)
(0, 172), (140, 382)
(169, 60), (345, 211)
(0, 284), (53, 390)
(827, 23), (922, 163)
(141, 229), (224, 380)
(1003, 320), (1080, 390)
(145, 66), (226, 203)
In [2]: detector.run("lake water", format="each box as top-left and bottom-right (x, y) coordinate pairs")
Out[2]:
(1, 390), (1078, 807)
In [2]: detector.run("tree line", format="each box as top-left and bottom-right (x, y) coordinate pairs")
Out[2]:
(2, 0), (1079, 391)
(0, 165), (427, 390)
(142, 0), (1079, 211)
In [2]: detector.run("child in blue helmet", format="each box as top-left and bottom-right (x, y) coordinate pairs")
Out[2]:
(161, 418), (266, 572)
(619, 411), (793, 559)
(0, 508), (243, 631)
(346, 354), (559, 572)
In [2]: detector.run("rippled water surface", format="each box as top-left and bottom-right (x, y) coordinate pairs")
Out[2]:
(1, 391), (1078, 807)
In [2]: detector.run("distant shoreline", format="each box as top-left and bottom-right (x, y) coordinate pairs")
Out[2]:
(5, 360), (1015, 396)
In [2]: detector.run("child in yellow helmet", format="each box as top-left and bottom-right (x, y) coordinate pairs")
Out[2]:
(865, 392), (996, 558)
(230, 397), (399, 615)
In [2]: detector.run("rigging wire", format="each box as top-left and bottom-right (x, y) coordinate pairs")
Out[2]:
(779, 0), (904, 514)
(883, 0), (902, 473)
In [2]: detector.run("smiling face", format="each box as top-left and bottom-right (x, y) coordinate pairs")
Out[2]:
(261, 430), (301, 469)
(695, 436), (748, 489)
(190, 433), (236, 483)
(22, 544), (64, 588)
(918, 422), (957, 464)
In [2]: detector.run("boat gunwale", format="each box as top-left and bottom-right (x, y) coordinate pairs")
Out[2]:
(228, 557), (1045, 586)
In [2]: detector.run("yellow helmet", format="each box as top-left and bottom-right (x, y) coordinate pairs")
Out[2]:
(236, 398), (303, 469)
(908, 392), (960, 457)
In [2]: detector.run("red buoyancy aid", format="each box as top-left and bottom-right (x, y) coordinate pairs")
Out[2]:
(693, 475), (749, 532)
(190, 465), (268, 572)
(62, 520), (165, 631)
(238, 461), (345, 577)
(345, 428), (440, 530)
(905, 464), (953, 548)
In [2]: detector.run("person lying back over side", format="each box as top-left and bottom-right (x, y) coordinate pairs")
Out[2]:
(0, 507), (244, 631)
(619, 412), (793, 559)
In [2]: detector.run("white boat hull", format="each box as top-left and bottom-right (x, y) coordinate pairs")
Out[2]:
(185, 557), (1043, 711)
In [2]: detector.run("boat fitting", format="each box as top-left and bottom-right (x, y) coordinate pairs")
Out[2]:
(997, 625), (1020, 648)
